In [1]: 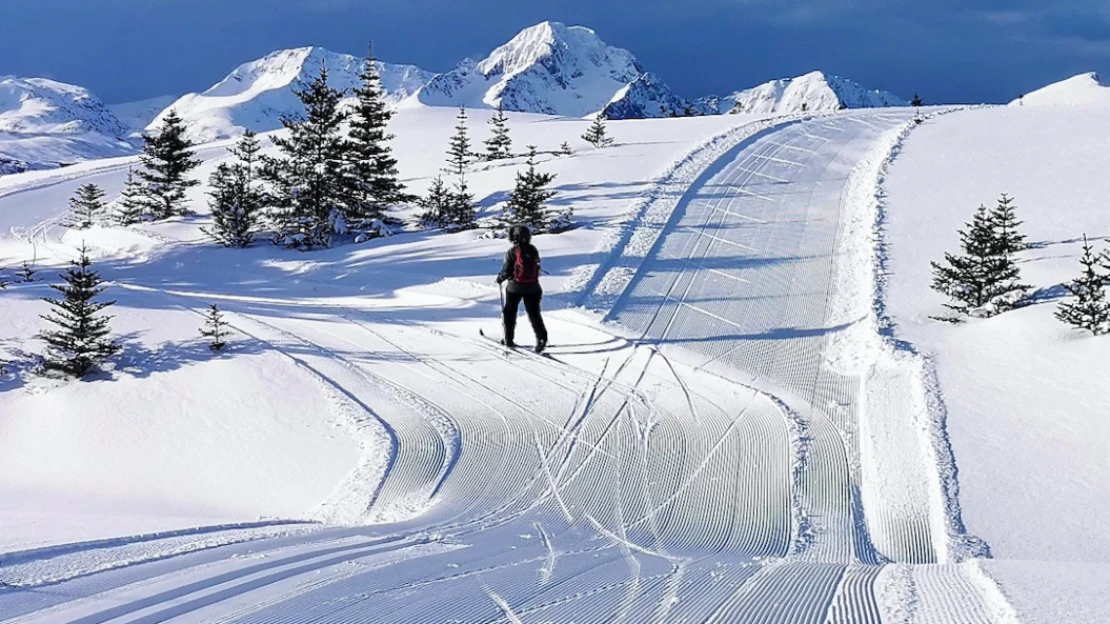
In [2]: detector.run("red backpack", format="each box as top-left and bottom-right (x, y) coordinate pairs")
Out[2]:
(513, 245), (540, 284)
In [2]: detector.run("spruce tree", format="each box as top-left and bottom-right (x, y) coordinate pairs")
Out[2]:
(446, 107), (472, 175)
(911, 92), (924, 107)
(65, 184), (107, 229)
(346, 42), (408, 232)
(17, 260), (39, 283)
(1056, 235), (1110, 335)
(418, 176), (453, 228)
(137, 110), (201, 219)
(582, 114), (614, 148)
(989, 193), (1027, 256)
(931, 204), (1028, 316)
(204, 131), (264, 248)
(38, 244), (119, 377)
(503, 146), (569, 233)
(200, 304), (230, 350)
(441, 107), (477, 230)
(485, 104), (513, 160)
(261, 65), (351, 249)
(114, 169), (147, 225)
(558, 142), (573, 157)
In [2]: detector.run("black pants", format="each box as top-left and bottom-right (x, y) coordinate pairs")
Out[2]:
(503, 292), (548, 345)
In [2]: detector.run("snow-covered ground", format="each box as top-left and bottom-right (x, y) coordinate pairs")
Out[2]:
(883, 105), (1110, 622)
(0, 99), (1104, 622)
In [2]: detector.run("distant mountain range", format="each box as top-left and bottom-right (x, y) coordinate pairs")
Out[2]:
(9, 20), (1090, 175)
(1010, 72), (1110, 107)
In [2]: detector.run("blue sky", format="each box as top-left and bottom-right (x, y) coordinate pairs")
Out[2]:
(2, 0), (1108, 104)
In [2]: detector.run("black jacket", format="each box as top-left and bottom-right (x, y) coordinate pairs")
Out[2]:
(497, 243), (543, 295)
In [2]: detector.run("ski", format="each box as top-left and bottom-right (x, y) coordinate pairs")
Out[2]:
(479, 329), (560, 362)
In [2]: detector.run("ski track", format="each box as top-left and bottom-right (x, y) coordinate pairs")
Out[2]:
(0, 111), (1015, 623)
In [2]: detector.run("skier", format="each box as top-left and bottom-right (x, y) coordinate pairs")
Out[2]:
(496, 224), (549, 353)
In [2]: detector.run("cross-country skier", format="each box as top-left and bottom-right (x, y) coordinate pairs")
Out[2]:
(496, 224), (549, 353)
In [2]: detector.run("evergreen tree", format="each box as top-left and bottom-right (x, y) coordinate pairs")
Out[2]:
(931, 204), (1028, 316)
(503, 146), (570, 234)
(65, 184), (107, 229)
(418, 176), (453, 228)
(346, 42), (409, 231)
(137, 110), (201, 219)
(261, 65), (351, 249)
(446, 176), (478, 230)
(1056, 235), (1110, 335)
(17, 260), (39, 283)
(114, 169), (147, 225)
(988, 193), (1027, 256)
(446, 107), (472, 175)
(558, 142), (573, 156)
(200, 304), (230, 350)
(484, 104), (513, 160)
(582, 114), (614, 148)
(38, 244), (119, 377)
(204, 131), (264, 248)
(911, 92), (924, 107)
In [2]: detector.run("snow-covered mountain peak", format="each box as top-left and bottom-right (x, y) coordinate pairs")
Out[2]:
(0, 76), (126, 137)
(413, 21), (646, 117)
(1012, 72), (1110, 106)
(722, 70), (906, 115)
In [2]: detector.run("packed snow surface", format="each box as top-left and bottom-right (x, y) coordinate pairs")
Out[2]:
(1011, 71), (1110, 106)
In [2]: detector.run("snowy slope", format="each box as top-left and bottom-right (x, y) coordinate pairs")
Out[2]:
(151, 47), (434, 143)
(601, 72), (692, 119)
(411, 21), (676, 118)
(0, 76), (134, 171)
(1012, 72), (1110, 106)
(721, 70), (907, 114)
(883, 106), (1110, 623)
(109, 94), (177, 135)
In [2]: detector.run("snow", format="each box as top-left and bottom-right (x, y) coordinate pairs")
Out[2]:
(1012, 72), (1110, 107)
(883, 106), (1110, 622)
(151, 47), (434, 143)
(410, 21), (658, 118)
(0, 76), (135, 171)
(721, 71), (907, 115)
(109, 95), (178, 135)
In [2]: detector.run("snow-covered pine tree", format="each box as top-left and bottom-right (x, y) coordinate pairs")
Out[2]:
(137, 110), (201, 219)
(930, 204), (1028, 316)
(582, 114), (614, 148)
(446, 107), (472, 176)
(17, 259), (39, 283)
(418, 176), (453, 228)
(989, 193), (1027, 256)
(114, 168), (147, 225)
(38, 244), (119, 377)
(204, 131), (264, 248)
(1056, 235), (1110, 335)
(261, 65), (351, 249)
(485, 104), (512, 160)
(558, 142), (573, 156)
(503, 146), (569, 233)
(65, 184), (107, 229)
(446, 175), (478, 230)
(200, 304), (230, 350)
(345, 41), (408, 235)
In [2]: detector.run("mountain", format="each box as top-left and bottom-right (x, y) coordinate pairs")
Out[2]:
(111, 95), (178, 135)
(411, 21), (684, 118)
(601, 73), (693, 119)
(150, 47), (434, 143)
(0, 76), (134, 172)
(1012, 72), (1110, 107)
(712, 71), (906, 115)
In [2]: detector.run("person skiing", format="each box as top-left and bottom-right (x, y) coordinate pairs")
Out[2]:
(496, 224), (549, 353)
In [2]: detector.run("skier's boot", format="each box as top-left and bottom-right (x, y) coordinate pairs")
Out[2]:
(501, 338), (517, 348)
(535, 338), (547, 354)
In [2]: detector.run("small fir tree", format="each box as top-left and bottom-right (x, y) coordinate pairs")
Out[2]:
(17, 260), (39, 283)
(485, 104), (513, 160)
(114, 169), (147, 225)
(38, 244), (120, 377)
(988, 193), (1027, 256)
(200, 304), (230, 350)
(503, 146), (569, 233)
(931, 204), (1028, 316)
(418, 176), (453, 228)
(446, 107), (473, 176)
(137, 110), (201, 219)
(1056, 235), (1110, 335)
(65, 184), (107, 229)
(558, 142), (573, 156)
(260, 65), (352, 249)
(911, 92), (924, 107)
(582, 114), (614, 148)
(204, 130), (265, 248)
(446, 176), (478, 230)
(346, 42), (409, 232)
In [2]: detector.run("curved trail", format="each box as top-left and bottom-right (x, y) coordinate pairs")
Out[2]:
(0, 112), (1012, 623)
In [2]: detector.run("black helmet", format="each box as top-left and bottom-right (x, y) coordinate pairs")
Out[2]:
(508, 224), (532, 244)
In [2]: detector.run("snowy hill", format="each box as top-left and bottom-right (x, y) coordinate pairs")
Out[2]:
(0, 76), (134, 171)
(601, 72), (692, 119)
(150, 47), (434, 143)
(411, 21), (682, 118)
(110, 95), (177, 135)
(1012, 72), (1110, 106)
(718, 71), (906, 114)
